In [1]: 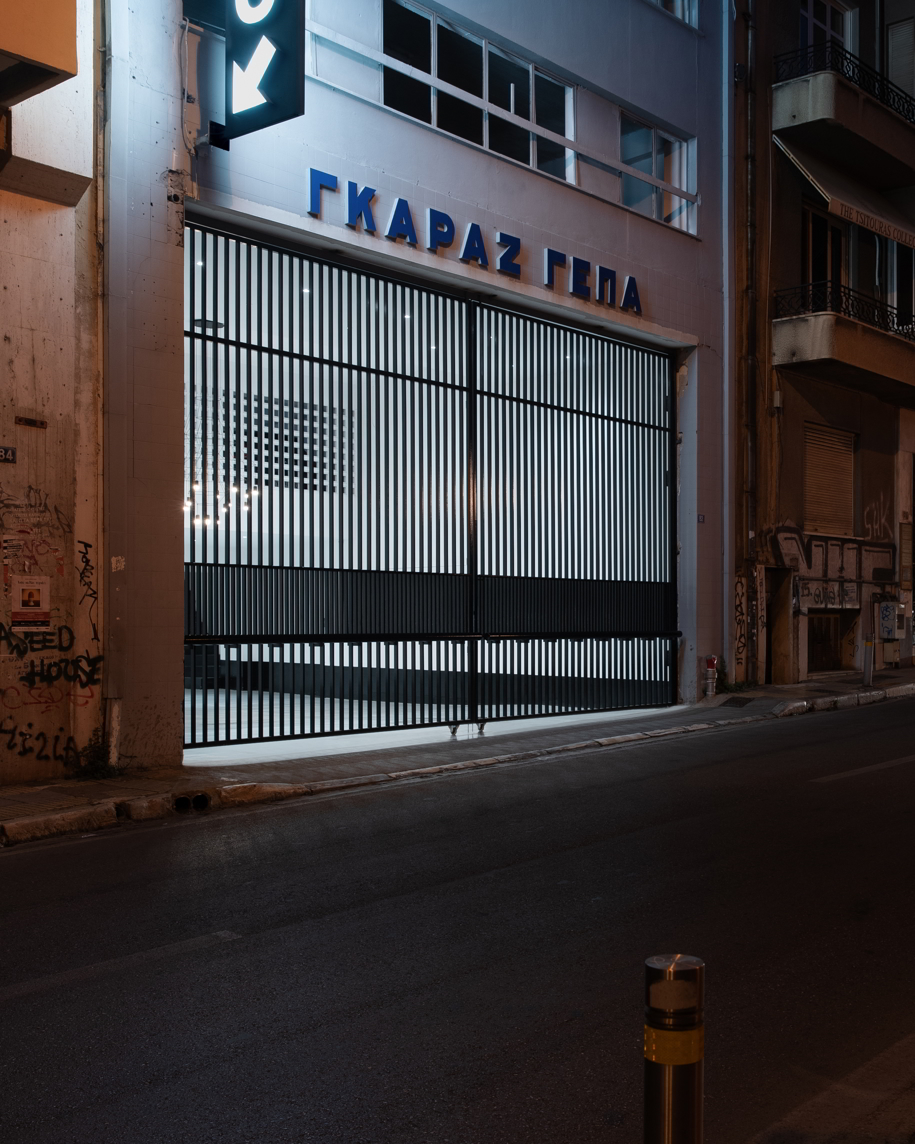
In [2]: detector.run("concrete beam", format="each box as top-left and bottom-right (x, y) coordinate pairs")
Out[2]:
(772, 313), (915, 405)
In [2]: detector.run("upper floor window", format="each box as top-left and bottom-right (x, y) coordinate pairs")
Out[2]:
(800, 0), (846, 48)
(382, 0), (575, 182)
(645, 0), (695, 28)
(646, 0), (698, 28)
(621, 115), (696, 232)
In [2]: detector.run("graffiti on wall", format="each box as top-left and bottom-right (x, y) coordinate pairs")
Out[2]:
(771, 526), (894, 609)
(0, 716), (78, 763)
(0, 478), (100, 776)
(863, 492), (894, 543)
(734, 576), (747, 676)
(0, 484), (72, 537)
(76, 540), (99, 644)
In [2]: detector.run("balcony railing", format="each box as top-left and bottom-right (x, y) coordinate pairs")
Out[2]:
(773, 281), (915, 343)
(773, 43), (915, 129)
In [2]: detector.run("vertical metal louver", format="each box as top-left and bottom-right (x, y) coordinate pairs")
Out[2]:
(804, 423), (855, 536)
(183, 224), (676, 746)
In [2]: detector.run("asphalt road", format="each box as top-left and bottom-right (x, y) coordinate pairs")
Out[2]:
(3, 699), (915, 1143)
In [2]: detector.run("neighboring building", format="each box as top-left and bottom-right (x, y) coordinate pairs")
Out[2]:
(0, 0), (101, 783)
(735, 0), (915, 684)
(3, 0), (735, 779)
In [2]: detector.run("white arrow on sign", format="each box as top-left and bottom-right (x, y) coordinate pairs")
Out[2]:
(232, 35), (277, 114)
(236, 0), (276, 23)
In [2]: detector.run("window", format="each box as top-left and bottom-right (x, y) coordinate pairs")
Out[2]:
(804, 424), (855, 536)
(620, 115), (696, 232)
(382, 0), (575, 182)
(802, 206), (844, 289)
(646, 0), (698, 28)
(383, 0), (432, 123)
(800, 0), (846, 49)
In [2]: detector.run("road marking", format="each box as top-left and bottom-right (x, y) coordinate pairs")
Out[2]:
(811, 753), (915, 783)
(0, 930), (240, 1003)
(748, 1032), (915, 1142)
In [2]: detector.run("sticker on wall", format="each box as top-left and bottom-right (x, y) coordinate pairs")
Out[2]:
(2, 535), (27, 585)
(11, 575), (51, 630)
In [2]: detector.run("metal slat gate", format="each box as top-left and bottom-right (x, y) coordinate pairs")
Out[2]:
(184, 224), (676, 747)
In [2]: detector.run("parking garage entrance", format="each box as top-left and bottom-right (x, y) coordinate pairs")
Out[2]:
(183, 223), (676, 746)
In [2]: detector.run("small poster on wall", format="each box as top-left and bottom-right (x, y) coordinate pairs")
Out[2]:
(11, 575), (51, 630)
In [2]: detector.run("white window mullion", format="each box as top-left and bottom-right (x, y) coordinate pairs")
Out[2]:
(482, 38), (489, 151)
(529, 62), (536, 169)
(431, 14), (438, 127)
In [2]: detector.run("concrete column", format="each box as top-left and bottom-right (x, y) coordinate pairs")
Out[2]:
(104, 0), (186, 768)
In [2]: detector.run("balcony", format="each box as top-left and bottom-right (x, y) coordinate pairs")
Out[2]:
(772, 282), (915, 402)
(773, 44), (915, 189)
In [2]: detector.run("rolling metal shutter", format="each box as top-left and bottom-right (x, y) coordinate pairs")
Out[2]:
(888, 19), (915, 98)
(804, 424), (854, 536)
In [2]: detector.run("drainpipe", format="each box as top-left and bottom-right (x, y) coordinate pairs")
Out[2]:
(745, 0), (758, 683)
(876, 0), (884, 74)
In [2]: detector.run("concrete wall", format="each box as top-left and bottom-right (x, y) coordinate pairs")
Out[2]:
(0, 0), (101, 783)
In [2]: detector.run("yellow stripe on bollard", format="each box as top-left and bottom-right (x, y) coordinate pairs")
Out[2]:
(644, 1024), (704, 1066)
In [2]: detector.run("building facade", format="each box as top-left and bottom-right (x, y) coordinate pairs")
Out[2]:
(0, 0), (101, 784)
(2, 0), (734, 780)
(735, 0), (915, 684)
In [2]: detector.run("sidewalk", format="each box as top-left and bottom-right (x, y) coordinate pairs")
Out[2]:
(3, 666), (914, 846)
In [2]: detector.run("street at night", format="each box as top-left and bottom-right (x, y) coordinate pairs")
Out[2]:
(3, 698), (915, 1143)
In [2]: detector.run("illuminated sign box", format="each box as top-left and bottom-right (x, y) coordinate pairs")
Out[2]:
(225, 0), (304, 140)
(0, 0), (78, 106)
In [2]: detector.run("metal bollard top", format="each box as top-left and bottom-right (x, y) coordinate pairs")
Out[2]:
(645, 955), (704, 1027)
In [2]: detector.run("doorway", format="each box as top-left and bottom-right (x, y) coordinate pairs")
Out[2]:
(808, 612), (841, 672)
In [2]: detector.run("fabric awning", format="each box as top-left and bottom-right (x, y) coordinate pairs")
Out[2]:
(775, 137), (915, 250)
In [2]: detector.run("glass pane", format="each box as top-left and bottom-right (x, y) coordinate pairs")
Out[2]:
(437, 25), (482, 98)
(383, 67), (431, 123)
(814, 0), (827, 23)
(659, 191), (691, 231)
(897, 244), (913, 327)
(383, 0), (431, 73)
(438, 91), (483, 144)
(656, 134), (688, 191)
(488, 50), (530, 119)
(813, 21), (826, 43)
(621, 116), (654, 176)
(536, 135), (566, 178)
(830, 7), (844, 35)
(622, 174), (654, 217)
(489, 115), (530, 164)
(810, 213), (828, 282)
(535, 73), (567, 135)
(800, 13), (808, 47)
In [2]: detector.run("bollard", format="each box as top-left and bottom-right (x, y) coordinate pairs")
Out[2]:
(863, 637), (874, 688)
(703, 656), (717, 698)
(644, 954), (704, 1144)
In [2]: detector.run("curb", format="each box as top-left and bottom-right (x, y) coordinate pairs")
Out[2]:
(3, 682), (914, 847)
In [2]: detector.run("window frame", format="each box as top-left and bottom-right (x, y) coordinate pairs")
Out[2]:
(382, 0), (577, 183)
(799, 0), (848, 50)
(305, 4), (700, 229)
(620, 112), (697, 233)
(646, 0), (699, 30)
